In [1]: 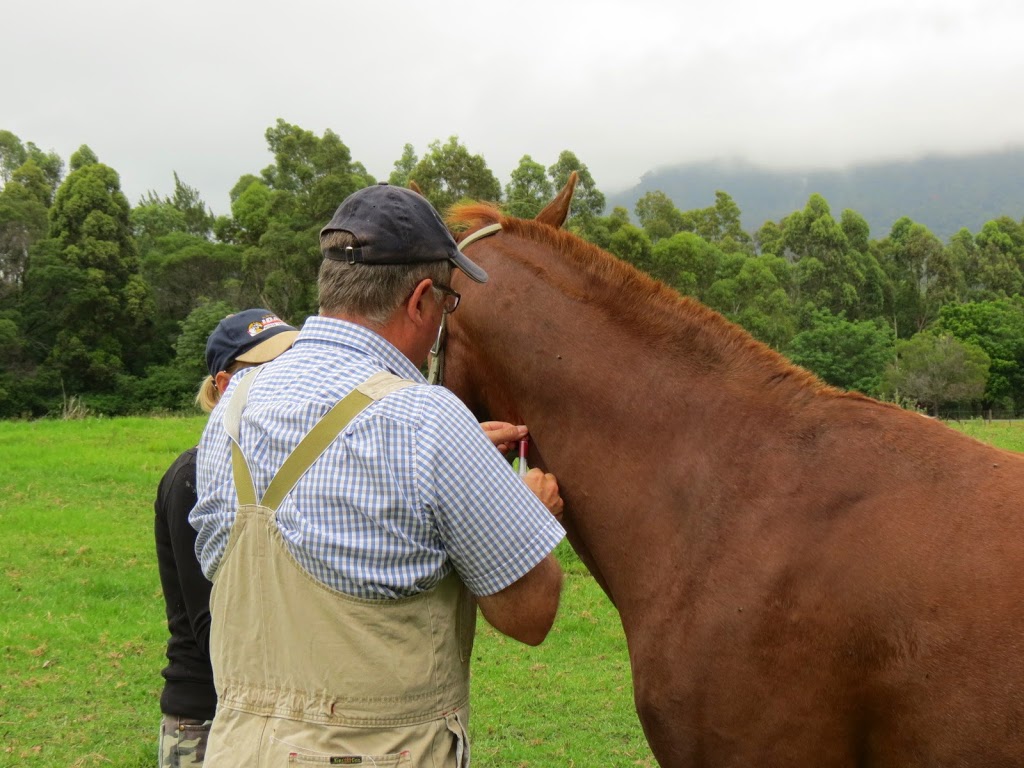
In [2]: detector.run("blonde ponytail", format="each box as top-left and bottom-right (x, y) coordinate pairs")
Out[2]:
(195, 375), (220, 413)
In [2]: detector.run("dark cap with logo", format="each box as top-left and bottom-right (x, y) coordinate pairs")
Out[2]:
(320, 182), (488, 283)
(205, 309), (299, 377)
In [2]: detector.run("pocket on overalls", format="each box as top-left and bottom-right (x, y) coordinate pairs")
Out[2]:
(445, 711), (470, 768)
(286, 750), (412, 766)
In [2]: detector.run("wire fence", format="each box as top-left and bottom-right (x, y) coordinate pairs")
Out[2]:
(935, 408), (1024, 422)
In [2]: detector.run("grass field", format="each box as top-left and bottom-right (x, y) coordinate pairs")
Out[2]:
(2, 415), (1022, 767)
(0, 416), (653, 767)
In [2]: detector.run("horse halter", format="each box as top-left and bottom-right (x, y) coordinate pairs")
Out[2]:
(427, 223), (502, 385)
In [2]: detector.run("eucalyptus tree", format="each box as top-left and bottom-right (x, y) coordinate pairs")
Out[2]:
(705, 252), (796, 349)
(934, 298), (1024, 413)
(877, 217), (960, 337)
(133, 174), (243, 359)
(409, 136), (501, 214)
(505, 155), (554, 219)
(0, 161), (50, 302)
(679, 191), (753, 254)
(969, 217), (1024, 299)
(218, 120), (374, 321)
(388, 143), (418, 188)
(785, 309), (895, 397)
(781, 194), (865, 317)
(635, 190), (685, 243)
(650, 231), (723, 299)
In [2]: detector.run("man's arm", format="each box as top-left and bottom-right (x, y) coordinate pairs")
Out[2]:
(423, 390), (567, 644)
(476, 553), (563, 646)
(472, 466), (564, 645)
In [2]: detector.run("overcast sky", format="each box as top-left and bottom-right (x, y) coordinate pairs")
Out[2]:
(4, 0), (1023, 215)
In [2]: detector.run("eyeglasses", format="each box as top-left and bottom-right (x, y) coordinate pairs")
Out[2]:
(432, 283), (461, 314)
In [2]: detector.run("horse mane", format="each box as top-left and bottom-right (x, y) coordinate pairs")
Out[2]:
(449, 203), (865, 403)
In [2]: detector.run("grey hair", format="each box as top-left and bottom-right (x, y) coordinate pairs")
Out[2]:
(318, 231), (453, 327)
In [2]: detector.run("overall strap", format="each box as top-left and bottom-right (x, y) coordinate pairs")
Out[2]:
(223, 368), (262, 506)
(236, 371), (415, 511)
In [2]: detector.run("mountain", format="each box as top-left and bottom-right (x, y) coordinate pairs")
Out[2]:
(605, 148), (1024, 242)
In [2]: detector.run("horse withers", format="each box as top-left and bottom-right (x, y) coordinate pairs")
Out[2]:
(438, 180), (1024, 767)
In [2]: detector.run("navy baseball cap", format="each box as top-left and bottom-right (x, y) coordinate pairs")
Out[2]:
(205, 309), (299, 377)
(320, 183), (488, 283)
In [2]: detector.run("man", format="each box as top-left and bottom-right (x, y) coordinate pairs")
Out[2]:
(191, 182), (565, 766)
(155, 309), (298, 767)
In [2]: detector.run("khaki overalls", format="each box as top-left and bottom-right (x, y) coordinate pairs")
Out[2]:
(204, 371), (476, 767)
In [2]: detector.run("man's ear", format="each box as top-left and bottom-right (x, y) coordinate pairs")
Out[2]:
(406, 278), (434, 325)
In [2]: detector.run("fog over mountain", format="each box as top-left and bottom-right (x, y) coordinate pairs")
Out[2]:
(607, 148), (1024, 242)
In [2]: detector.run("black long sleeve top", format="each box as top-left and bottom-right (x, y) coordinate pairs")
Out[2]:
(154, 447), (216, 720)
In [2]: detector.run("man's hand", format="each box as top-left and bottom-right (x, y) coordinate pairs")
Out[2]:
(480, 421), (527, 454)
(523, 468), (564, 521)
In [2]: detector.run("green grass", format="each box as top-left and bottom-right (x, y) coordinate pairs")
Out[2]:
(4, 415), (1022, 767)
(946, 417), (1024, 453)
(0, 416), (653, 767)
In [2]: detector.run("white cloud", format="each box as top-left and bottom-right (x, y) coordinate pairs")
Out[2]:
(3, 0), (1023, 213)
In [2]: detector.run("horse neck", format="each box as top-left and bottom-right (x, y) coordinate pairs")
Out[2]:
(447, 230), (823, 607)
(453, 232), (806, 433)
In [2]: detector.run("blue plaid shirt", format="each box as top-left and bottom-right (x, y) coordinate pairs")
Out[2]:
(191, 316), (564, 599)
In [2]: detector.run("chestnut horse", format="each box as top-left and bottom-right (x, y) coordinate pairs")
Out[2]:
(441, 180), (1024, 767)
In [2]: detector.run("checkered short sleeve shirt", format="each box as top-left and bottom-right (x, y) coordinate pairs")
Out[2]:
(191, 316), (565, 599)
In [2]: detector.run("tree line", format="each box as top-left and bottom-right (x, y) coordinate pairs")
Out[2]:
(1, 121), (1023, 419)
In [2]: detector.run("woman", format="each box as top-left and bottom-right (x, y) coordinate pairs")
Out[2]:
(154, 309), (298, 767)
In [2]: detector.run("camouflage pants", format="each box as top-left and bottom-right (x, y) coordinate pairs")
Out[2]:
(159, 714), (212, 767)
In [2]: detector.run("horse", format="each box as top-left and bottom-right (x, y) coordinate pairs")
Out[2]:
(438, 177), (1024, 767)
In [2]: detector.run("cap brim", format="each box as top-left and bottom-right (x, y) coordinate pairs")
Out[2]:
(235, 331), (299, 365)
(452, 251), (488, 283)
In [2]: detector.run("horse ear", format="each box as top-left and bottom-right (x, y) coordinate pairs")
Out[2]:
(535, 171), (578, 229)
(408, 180), (424, 196)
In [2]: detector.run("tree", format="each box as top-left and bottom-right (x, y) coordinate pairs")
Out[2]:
(606, 223), (653, 274)
(388, 143), (418, 188)
(260, 119), (370, 226)
(650, 231), (723, 299)
(883, 333), (990, 415)
(0, 163), (50, 302)
(129, 299), (235, 412)
(585, 207), (631, 250)
(947, 227), (981, 298)
(0, 130), (27, 183)
(840, 209), (871, 255)
(705, 253), (796, 348)
(877, 217), (960, 336)
(69, 144), (99, 172)
(755, 219), (785, 258)
(133, 175), (244, 360)
(967, 217), (1024, 299)
(505, 155), (553, 219)
(785, 309), (895, 396)
(134, 172), (215, 243)
(782, 194), (865, 317)
(933, 298), (1024, 412)
(674, 191), (752, 254)
(409, 136), (501, 214)
(21, 158), (154, 395)
(0, 130), (63, 200)
(635, 190), (685, 243)
(215, 120), (374, 321)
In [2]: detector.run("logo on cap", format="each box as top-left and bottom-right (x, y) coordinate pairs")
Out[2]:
(247, 315), (286, 337)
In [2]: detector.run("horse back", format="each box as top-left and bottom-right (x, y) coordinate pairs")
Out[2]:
(628, 399), (1024, 767)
